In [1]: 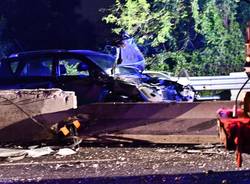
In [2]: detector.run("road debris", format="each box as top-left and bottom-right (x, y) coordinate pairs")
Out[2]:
(27, 147), (54, 158)
(0, 145), (79, 162)
(56, 148), (76, 156)
(0, 145), (250, 183)
(0, 148), (27, 158)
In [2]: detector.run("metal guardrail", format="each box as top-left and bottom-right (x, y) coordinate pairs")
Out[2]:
(176, 73), (250, 91)
(144, 71), (250, 100)
(189, 77), (250, 90)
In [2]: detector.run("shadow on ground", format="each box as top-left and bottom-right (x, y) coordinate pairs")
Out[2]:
(1, 170), (250, 184)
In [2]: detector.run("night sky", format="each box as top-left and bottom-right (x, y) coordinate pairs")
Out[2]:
(0, 0), (115, 52)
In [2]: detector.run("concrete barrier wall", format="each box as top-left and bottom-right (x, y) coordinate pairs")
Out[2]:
(0, 89), (77, 127)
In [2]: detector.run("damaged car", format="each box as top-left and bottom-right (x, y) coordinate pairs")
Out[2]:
(0, 38), (195, 104)
(104, 36), (196, 102)
(0, 50), (118, 105)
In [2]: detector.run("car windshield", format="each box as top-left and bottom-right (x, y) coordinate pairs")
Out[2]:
(85, 53), (115, 74)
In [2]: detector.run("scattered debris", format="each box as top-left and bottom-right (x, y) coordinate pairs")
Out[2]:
(92, 163), (99, 168)
(186, 150), (202, 154)
(155, 148), (167, 153)
(0, 148), (28, 162)
(56, 148), (76, 156)
(28, 145), (39, 150)
(0, 148), (27, 158)
(0, 145), (79, 162)
(51, 115), (84, 150)
(26, 147), (54, 158)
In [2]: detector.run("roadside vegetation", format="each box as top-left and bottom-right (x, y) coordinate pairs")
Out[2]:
(103, 0), (250, 76)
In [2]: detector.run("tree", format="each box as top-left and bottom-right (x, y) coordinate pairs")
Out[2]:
(192, 0), (244, 75)
(103, 0), (248, 76)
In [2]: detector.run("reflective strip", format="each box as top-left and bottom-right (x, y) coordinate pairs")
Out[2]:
(60, 126), (70, 136)
(73, 120), (81, 129)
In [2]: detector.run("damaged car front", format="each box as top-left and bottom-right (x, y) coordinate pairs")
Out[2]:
(107, 65), (196, 102)
(0, 37), (195, 104)
(95, 36), (196, 102)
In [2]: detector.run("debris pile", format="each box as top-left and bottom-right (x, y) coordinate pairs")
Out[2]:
(0, 146), (77, 162)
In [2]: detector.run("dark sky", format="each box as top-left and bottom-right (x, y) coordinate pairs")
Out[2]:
(0, 0), (115, 52)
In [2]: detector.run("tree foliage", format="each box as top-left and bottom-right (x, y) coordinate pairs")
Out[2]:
(103, 0), (249, 76)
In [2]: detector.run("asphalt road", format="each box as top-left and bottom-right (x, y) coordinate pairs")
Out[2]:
(1, 144), (250, 184)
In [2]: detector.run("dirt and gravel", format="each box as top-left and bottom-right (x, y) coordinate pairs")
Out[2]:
(0, 143), (250, 183)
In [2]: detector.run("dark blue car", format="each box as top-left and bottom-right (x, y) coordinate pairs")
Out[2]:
(0, 50), (141, 105)
(0, 49), (195, 104)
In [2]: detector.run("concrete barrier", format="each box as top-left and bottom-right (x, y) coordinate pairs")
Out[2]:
(0, 89), (77, 142)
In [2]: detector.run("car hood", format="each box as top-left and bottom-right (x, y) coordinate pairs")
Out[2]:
(117, 38), (145, 72)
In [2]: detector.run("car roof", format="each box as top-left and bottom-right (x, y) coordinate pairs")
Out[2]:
(7, 49), (112, 59)
(5, 49), (116, 74)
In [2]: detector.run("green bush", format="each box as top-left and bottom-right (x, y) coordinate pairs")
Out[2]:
(103, 0), (249, 76)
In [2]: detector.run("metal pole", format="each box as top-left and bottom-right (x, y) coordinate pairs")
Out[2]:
(245, 21), (250, 66)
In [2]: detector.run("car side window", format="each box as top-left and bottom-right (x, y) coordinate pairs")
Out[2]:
(58, 58), (89, 76)
(20, 58), (53, 77)
(0, 60), (13, 78)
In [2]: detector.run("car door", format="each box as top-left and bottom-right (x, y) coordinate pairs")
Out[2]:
(0, 59), (18, 89)
(15, 56), (55, 89)
(55, 56), (108, 105)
